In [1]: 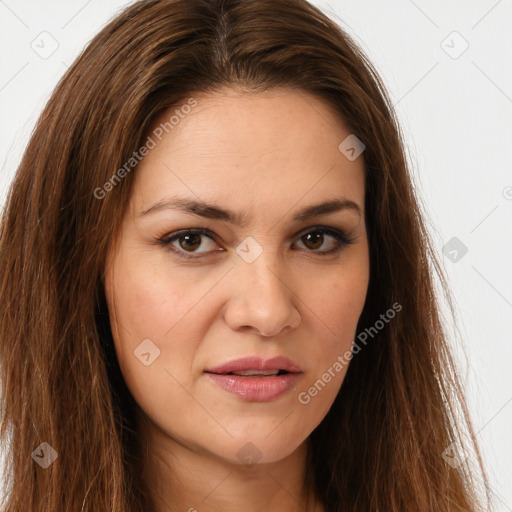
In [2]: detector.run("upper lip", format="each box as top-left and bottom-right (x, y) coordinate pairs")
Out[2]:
(205, 356), (302, 374)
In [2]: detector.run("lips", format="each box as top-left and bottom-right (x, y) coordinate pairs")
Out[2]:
(204, 356), (302, 375)
(204, 356), (303, 402)
(226, 369), (282, 377)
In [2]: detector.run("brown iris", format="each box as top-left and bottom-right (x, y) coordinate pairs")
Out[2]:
(302, 232), (324, 250)
(179, 234), (202, 251)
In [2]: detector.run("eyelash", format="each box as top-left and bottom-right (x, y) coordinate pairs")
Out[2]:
(157, 226), (355, 260)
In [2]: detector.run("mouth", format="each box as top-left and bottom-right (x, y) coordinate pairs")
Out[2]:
(207, 369), (293, 377)
(204, 355), (302, 375)
(204, 356), (302, 402)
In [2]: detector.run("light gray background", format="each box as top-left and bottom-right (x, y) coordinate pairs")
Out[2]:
(0, 0), (511, 509)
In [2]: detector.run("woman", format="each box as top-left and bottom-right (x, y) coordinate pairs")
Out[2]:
(0, 0), (490, 510)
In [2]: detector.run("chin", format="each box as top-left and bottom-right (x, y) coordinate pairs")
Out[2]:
(212, 428), (308, 467)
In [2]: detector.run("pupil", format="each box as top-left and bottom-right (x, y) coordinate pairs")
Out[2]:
(304, 232), (323, 250)
(178, 232), (325, 253)
(180, 234), (201, 251)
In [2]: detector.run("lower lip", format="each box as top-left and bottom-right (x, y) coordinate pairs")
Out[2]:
(205, 372), (302, 402)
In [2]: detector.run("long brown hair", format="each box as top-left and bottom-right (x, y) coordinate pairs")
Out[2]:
(0, 0), (491, 510)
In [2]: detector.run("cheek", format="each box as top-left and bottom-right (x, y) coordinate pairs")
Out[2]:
(311, 259), (369, 341)
(104, 256), (208, 430)
(106, 252), (202, 340)
(297, 259), (369, 397)
(104, 252), (205, 383)
(329, 273), (368, 337)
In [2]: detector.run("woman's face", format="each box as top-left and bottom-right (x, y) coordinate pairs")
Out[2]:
(104, 87), (369, 465)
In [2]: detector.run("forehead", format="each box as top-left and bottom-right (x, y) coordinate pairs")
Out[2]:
(131, 87), (365, 218)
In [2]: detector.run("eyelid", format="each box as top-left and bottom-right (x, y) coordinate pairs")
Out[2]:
(158, 225), (355, 259)
(159, 228), (220, 257)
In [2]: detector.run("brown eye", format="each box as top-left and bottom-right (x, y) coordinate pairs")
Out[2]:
(160, 226), (354, 260)
(301, 231), (324, 250)
(178, 233), (202, 252)
(160, 228), (221, 258)
(294, 227), (351, 254)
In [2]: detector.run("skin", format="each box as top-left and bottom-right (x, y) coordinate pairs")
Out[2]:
(104, 87), (369, 512)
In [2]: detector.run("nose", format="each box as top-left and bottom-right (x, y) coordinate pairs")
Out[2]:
(223, 251), (302, 337)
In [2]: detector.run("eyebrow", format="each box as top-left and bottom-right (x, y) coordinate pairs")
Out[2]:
(138, 195), (362, 226)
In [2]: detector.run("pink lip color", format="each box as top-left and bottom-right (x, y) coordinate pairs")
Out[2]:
(206, 372), (301, 402)
(204, 355), (303, 402)
(205, 356), (302, 374)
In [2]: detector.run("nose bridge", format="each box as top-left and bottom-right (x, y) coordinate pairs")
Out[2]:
(246, 246), (283, 292)
(226, 237), (300, 336)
